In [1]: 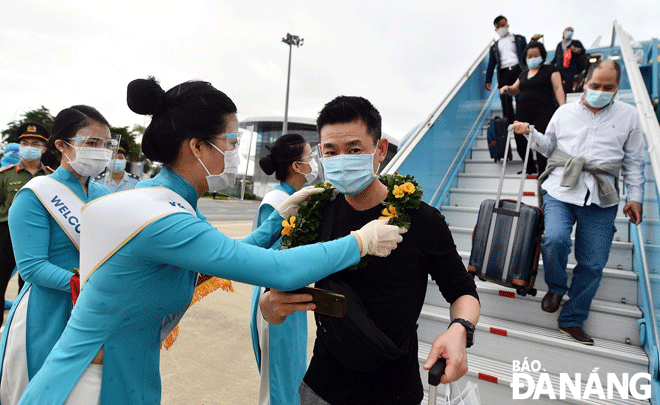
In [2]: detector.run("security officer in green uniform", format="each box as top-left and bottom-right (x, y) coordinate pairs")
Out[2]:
(0, 123), (54, 317)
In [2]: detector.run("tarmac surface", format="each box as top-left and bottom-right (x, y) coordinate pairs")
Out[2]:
(2, 198), (317, 405)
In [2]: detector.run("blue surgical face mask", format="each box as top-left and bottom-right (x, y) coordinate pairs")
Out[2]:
(109, 159), (126, 173)
(18, 146), (43, 162)
(564, 31), (574, 40)
(526, 56), (543, 69)
(321, 151), (376, 196)
(585, 89), (615, 109)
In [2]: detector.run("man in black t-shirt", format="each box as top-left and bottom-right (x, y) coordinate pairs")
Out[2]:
(259, 96), (480, 405)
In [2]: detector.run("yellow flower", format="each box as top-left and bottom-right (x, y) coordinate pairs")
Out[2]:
(281, 216), (296, 236)
(401, 182), (416, 194)
(392, 185), (405, 198)
(379, 205), (398, 219)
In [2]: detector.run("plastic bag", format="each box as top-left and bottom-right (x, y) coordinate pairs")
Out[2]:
(444, 381), (481, 405)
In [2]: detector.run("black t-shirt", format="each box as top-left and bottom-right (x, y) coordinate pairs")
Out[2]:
(303, 194), (478, 405)
(516, 64), (558, 114)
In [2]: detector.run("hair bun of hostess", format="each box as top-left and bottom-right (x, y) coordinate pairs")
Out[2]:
(127, 77), (165, 115)
(259, 154), (277, 175)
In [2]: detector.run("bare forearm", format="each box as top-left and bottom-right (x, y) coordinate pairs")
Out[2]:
(450, 295), (480, 325)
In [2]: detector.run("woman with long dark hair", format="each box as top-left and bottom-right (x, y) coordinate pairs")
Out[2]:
(18, 78), (404, 405)
(0, 105), (113, 405)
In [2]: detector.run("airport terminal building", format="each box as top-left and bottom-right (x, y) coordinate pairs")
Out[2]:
(240, 117), (398, 198)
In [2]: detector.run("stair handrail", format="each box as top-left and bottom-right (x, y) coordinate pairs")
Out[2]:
(614, 20), (660, 378)
(428, 89), (497, 207)
(383, 40), (494, 174)
(614, 21), (660, 199)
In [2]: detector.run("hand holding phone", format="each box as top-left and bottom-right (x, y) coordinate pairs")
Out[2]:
(289, 286), (346, 318)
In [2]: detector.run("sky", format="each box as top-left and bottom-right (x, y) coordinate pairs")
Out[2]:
(1, 0), (659, 145)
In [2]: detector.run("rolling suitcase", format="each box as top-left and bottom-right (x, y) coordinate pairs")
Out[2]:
(467, 125), (543, 297)
(486, 116), (509, 162)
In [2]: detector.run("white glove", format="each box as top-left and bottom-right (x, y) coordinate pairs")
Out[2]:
(277, 186), (325, 219)
(350, 218), (407, 257)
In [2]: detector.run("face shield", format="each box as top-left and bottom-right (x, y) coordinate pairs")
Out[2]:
(313, 144), (325, 183)
(65, 133), (118, 178)
(103, 134), (123, 187)
(200, 132), (242, 192)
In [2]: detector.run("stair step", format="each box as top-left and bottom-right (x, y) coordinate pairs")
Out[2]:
(449, 226), (634, 271)
(418, 343), (649, 405)
(449, 188), (539, 207)
(457, 174), (538, 193)
(454, 250), (638, 305)
(418, 310), (647, 379)
(425, 279), (642, 345)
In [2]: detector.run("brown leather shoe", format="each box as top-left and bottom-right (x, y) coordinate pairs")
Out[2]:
(541, 291), (563, 313)
(559, 326), (594, 345)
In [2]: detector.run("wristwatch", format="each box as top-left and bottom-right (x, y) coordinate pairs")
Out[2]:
(448, 318), (475, 348)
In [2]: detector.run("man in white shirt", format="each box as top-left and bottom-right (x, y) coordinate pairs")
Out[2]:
(485, 16), (540, 124)
(513, 60), (645, 345)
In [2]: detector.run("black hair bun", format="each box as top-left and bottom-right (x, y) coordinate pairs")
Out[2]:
(259, 154), (277, 175)
(127, 77), (165, 115)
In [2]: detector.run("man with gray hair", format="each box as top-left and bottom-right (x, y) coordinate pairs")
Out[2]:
(513, 59), (645, 345)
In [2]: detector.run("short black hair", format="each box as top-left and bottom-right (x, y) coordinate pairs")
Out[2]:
(259, 133), (307, 181)
(523, 41), (547, 63)
(585, 59), (622, 84)
(48, 105), (110, 159)
(494, 15), (507, 25)
(316, 96), (382, 145)
(127, 77), (237, 164)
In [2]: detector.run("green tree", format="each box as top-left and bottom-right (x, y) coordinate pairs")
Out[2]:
(1, 106), (55, 143)
(1, 107), (59, 168)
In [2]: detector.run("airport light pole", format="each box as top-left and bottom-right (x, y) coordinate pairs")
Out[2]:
(282, 33), (303, 135)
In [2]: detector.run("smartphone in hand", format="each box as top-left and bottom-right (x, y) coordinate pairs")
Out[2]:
(290, 286), (346, 318)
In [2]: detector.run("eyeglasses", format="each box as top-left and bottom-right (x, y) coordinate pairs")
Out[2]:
(216, 133), (240, 150)
(67, 137), (119, 149)
(19, 140), (45, 148)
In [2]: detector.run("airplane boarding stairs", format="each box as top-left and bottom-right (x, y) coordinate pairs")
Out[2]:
(417, 104), (655, 404)
(382, 24), (660, 402)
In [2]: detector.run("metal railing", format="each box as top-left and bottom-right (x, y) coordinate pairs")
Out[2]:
(428, 89), (497, 207)
(383, 40), (494, 175)
(615, 20), (660, 380)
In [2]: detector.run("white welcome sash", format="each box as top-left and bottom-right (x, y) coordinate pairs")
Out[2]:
(23, 176), (84, 250)
(79, 187), (197, 288)
(252, 188), (289, 231)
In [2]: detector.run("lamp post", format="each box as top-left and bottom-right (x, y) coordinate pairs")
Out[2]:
(282, 33), (303, 135)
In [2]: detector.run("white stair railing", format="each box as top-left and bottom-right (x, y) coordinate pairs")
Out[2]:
(614, 20), (660, 379)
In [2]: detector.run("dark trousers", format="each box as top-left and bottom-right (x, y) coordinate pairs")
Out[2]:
(497, 64), (522, 124)
(514, 106), (554, 174)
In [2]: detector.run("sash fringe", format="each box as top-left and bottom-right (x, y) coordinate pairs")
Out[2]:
(160, 276), (234, 350)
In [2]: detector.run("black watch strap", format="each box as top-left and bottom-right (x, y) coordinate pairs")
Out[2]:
(448, 318), (475, 348)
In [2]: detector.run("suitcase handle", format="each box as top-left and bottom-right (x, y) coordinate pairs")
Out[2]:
(484, 125), (534, 284)
(427, 357), (447, 405)
(494, 125), (534, 207)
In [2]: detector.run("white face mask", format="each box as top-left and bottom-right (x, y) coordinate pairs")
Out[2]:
(64, 144), (113, 177)
(197, 140), (241, 192)
(297, 158), (319, 184)
(496, 26), (509, 38)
